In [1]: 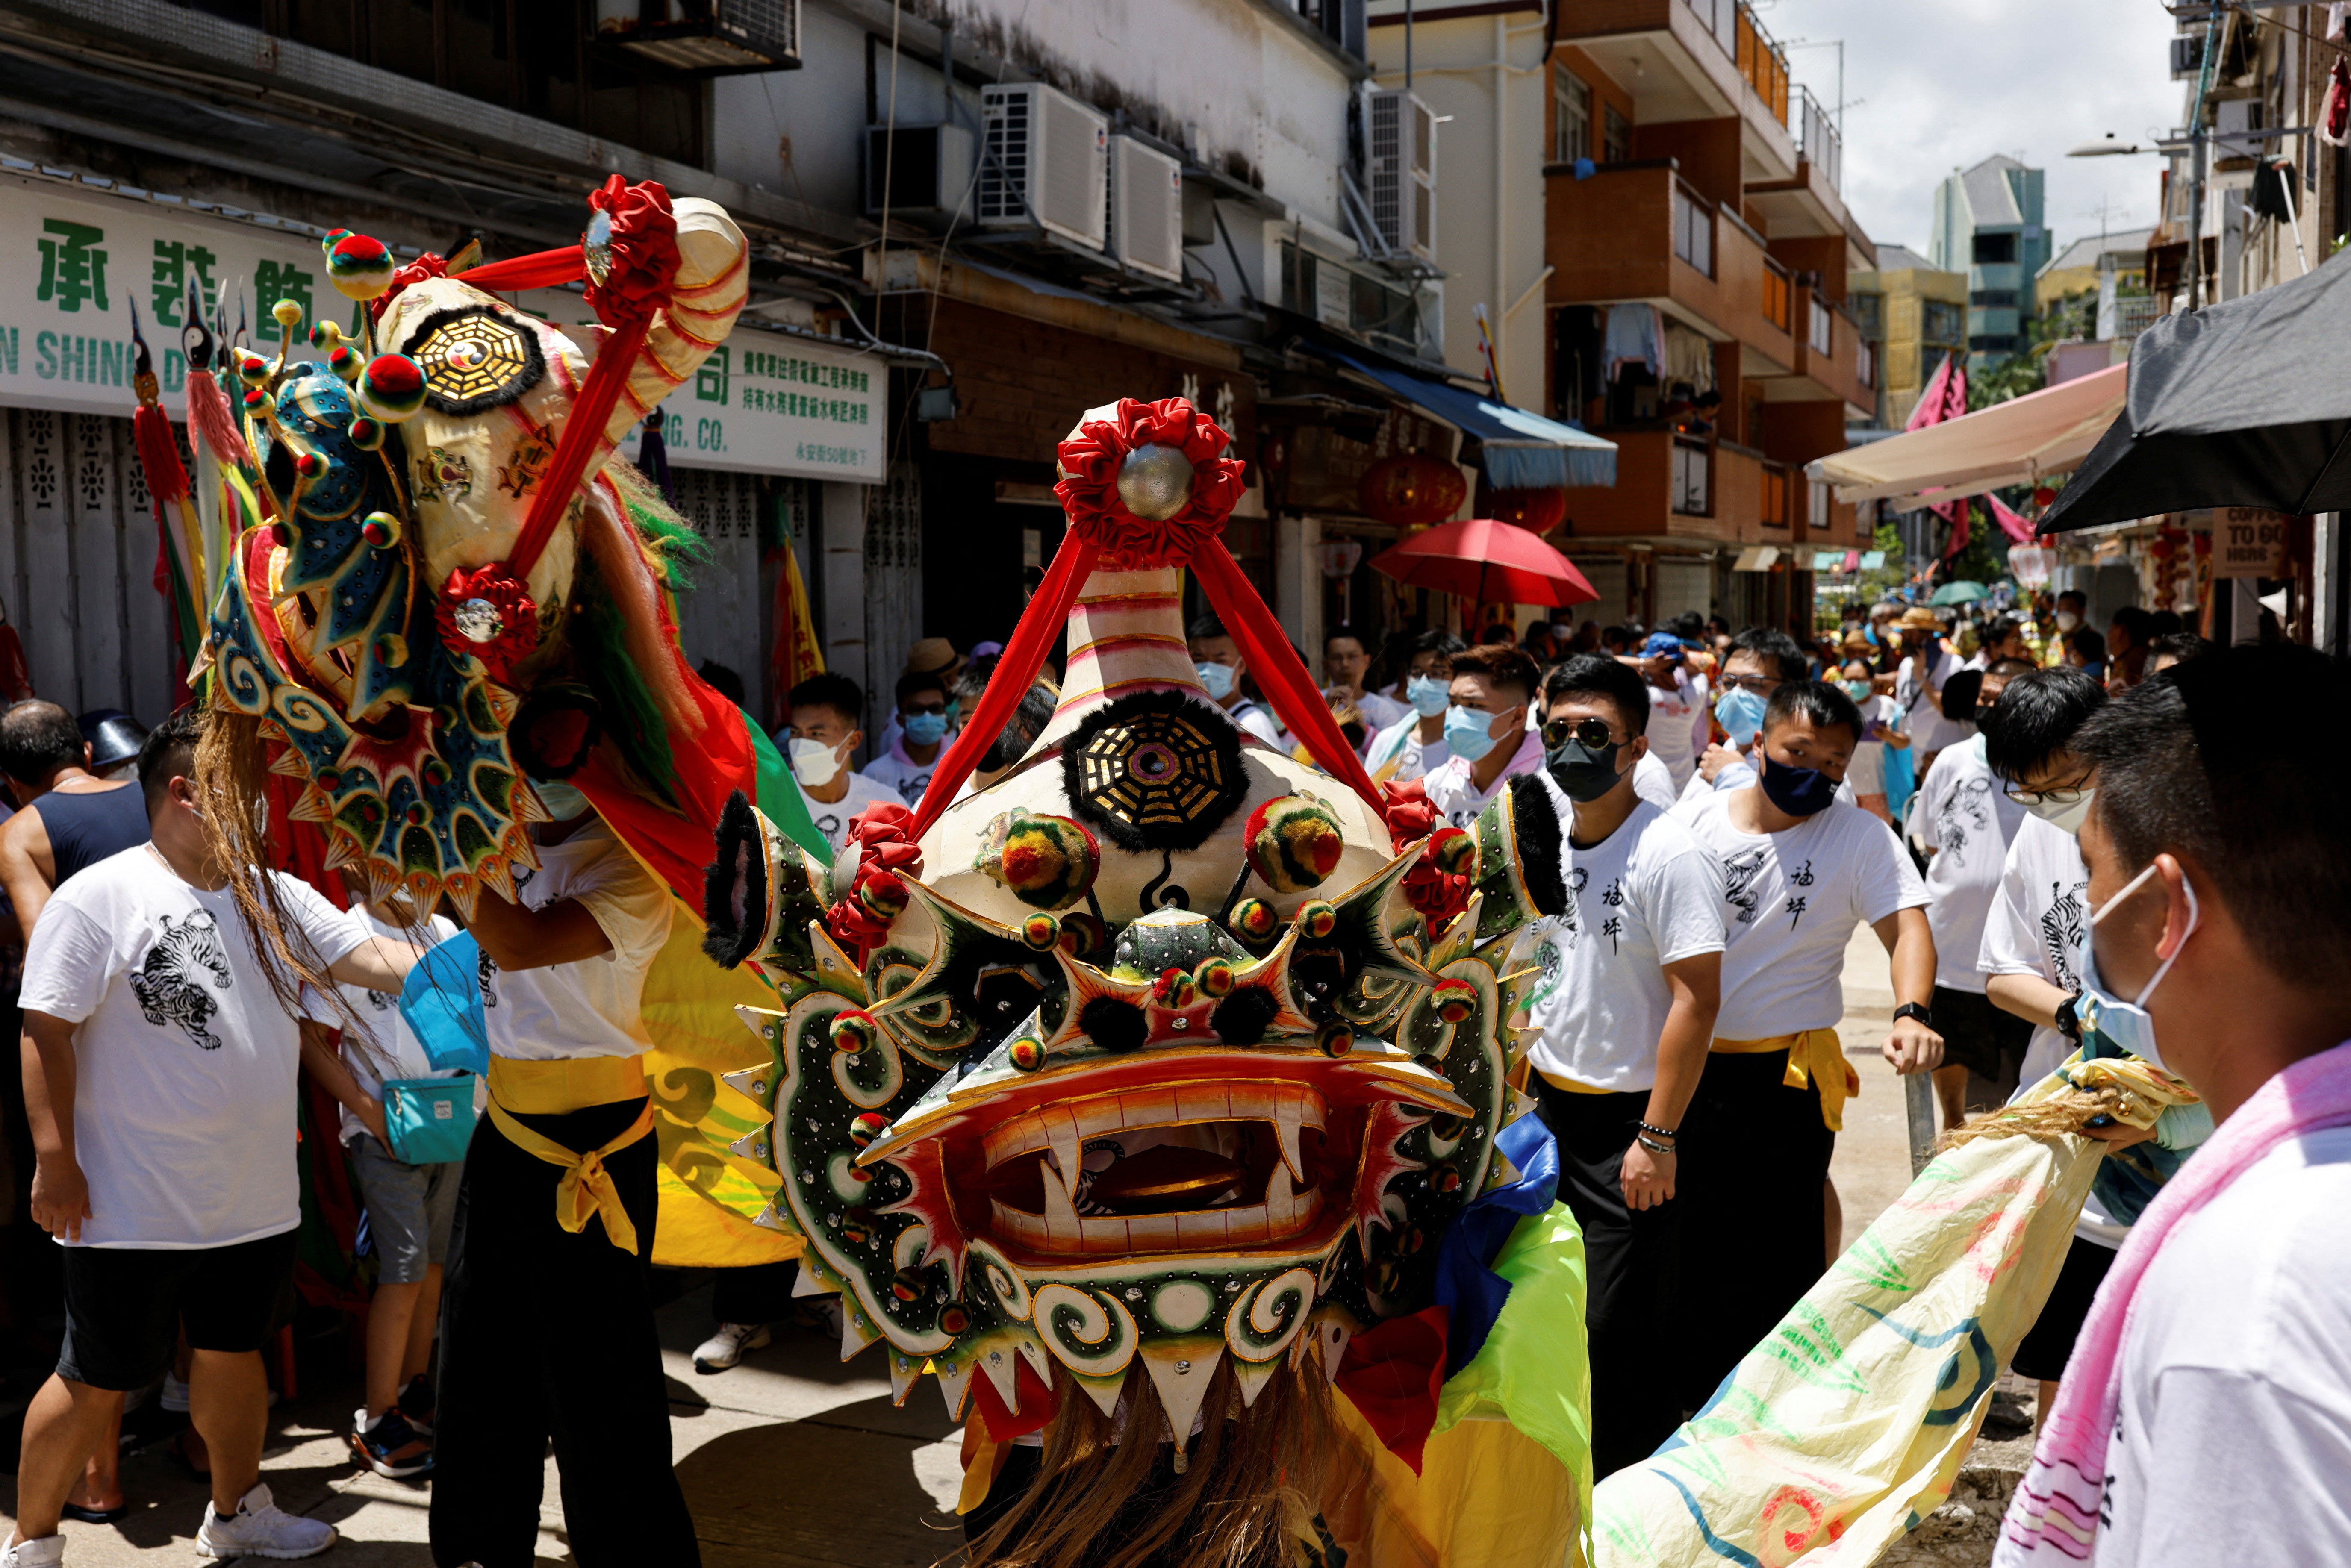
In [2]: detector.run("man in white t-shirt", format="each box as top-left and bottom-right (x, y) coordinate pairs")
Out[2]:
(1519, 655), (1725, 1475)
(1668, 678), (1944, 1413)
(1917, 661), (2033, 1128)
(1974, 666), (2128, 1435)
(1991, 644), (2351, 1568)
(782, 672), (898, 854)
(1186, 614), (1285, 749)
(1323, 626), (1408, 738)
(859, 669), (955, 807)
(1894, 605), (1967, 775)
(1364, 631), (1464, 784)
(1637, 632), (1702, 792)
(1420, 643), (1545, 828)
(428, 776), (689, 1568)
(9, 709), (422, 1568)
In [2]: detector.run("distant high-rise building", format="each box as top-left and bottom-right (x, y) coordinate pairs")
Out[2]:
(1929, 156), (2050, 364)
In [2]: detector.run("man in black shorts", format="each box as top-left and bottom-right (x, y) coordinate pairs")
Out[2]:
(5, 712), (421, 1568)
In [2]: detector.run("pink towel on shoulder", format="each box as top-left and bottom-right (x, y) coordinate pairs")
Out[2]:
(1994, 1038), (2351, 1564)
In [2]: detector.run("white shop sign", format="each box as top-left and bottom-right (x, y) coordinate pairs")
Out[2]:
(2187, 507), (2292, 579)
(0, 177), (885, 482)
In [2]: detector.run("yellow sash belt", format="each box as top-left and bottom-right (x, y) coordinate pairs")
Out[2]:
(1710, 1028), (1858, 1132)
(1536, 1069), (1614, 1095)
(485, 1055), (653, 1253)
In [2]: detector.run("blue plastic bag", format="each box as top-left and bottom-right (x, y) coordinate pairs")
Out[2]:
(399, 931), (489, 1077)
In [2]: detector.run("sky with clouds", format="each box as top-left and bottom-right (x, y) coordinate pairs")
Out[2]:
(1756, 0), (2186, 259)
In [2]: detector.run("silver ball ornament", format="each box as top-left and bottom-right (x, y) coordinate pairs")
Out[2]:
(1115, 444), (1196, 522)
(452, 597), (504, 644)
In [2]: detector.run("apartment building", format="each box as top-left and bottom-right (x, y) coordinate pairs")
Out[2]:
(1851, 244), (1968, 428)
(1488, 0), (1881, 630)
(1930, 155), (2051, 363)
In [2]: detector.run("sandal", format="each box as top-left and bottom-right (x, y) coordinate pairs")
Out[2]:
(60, 1501), (129, 1525)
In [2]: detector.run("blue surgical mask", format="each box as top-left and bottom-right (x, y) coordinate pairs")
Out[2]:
(1443, 704), (1503, 763)
(533, 777), (591, 821)
(1195, 661), (1236, 700)
(903, 710), (949, 746)
(1754, 748), (1838, 817)
(1842, 678), (1874, 702)
(1405, 674), (1450, 717)
(1715, 687), (1768, 746)
(2074, 862), (2199, 1075)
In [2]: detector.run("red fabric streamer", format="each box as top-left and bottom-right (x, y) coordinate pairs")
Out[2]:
(1333, 1303), (1451, 1474)
(1052, 397), (1249, 570)
(1190, 545), (1385, 821)
(583, 175), (681, 327)
(969, 1347), (1061, 1443)
(435, 563), (540, 688)
(904, 530), (1098, 839)
(372, 246), (586, 321)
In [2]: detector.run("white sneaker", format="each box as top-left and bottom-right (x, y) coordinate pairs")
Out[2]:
(692, 1321), (772, 1372)
(1, 1534), (66, 1568)
(196, 1483), (337, 1559)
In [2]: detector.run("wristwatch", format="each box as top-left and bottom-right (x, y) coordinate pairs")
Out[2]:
(1892, 1001), (1934, 1029)
(2054, 993), (2083, 1042)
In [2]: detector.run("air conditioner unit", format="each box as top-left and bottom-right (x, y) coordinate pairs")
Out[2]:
(594, 0), (801, 74)
(865, 123), (975, 226)
(1367, 89), (1437, 262)
(979, 82), (1108, 250)
(1109, 136), (1184, 282)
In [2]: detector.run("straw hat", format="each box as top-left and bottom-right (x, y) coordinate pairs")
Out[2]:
(903, 636), (966, 681)
(1897, 606), (1941, 632)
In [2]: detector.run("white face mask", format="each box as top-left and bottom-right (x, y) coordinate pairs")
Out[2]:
(789, 736), (845, 789)
(2075, 862), (2200, 1075)
(2054, 611), (2081, 632)
(2021, 787), (2095, 835)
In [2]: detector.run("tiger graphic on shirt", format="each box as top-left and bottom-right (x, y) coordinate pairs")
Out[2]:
(130, 910), (234, 1050)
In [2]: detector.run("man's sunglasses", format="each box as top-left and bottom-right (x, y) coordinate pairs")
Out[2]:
(1541, 716), (1622, 750)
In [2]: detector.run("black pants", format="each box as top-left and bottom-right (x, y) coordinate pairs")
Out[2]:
(710, 1259), (800, 1325)
(1672, 1050), (1835, 1416)
(431, 1098), (699, 1568)
(1533, 1081), (1686, 1477)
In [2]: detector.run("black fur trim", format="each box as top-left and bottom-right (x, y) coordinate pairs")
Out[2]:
(510, 684), (603, 781)
(397, 303), (547, 418)
(1058, 689), (1250, 853)
(1080, 995), (1150, 1054)
(701, 791), (768, 970)
(1506, 773), (1568, 918)
(1210, 987), (1279, 1046)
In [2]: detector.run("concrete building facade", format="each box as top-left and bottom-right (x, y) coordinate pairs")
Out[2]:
(1930, 155), (2050, 363)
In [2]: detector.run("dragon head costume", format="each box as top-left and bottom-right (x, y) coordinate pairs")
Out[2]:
(701, 398), (1583, 1563)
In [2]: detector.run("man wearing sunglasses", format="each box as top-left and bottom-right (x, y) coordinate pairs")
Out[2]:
(1668, 679), (1942, 1414)
(1519, 655), (1725, 1475)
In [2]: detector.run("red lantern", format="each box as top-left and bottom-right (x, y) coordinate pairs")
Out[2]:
(2031, 485), (2056, 509)
(1359, 452), (1467, 529)
(1478, 484), (1568, 535)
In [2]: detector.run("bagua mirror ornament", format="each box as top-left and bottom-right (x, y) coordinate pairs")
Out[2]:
(699, 395), (1584, 1559)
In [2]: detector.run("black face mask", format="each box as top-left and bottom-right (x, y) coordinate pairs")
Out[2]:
(1547, 736), (1627, 803)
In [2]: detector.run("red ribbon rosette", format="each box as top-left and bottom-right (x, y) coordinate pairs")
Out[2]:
(583, 175), (681, 330)
(369, 253), (450, 321)
(436, 563), (540, 688)
(825, 802), (926, 956)
(1052, 397), (1248, 570)
(1382, 780), (1470, 930)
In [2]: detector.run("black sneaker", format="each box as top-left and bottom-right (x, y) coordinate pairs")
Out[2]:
(396, 1373), (436, 1437)
(349, 1408), (434, 1480)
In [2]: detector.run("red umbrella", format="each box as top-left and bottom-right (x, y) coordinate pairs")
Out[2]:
(1368, 517), (1598, 608)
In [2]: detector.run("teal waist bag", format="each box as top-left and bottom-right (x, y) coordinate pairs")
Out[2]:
(380, 1074), (477, 1166)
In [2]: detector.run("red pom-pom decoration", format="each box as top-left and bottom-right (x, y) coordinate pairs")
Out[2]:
(1194, 956), (1235, 998)
(1317, 1021), (1355, 1058)
(356, 353), (426, 423)
(1229, 898), (1281, 947)
(849, 1112), (888, 1148)
(1244, 794), (1347, 894)
(1019, 912), (1060, 950)
(1008, 1036), (1047, 1073)
(1296, 900), (1338, 940)
(1431, 977), (1477, 1024)
(830, 1010), (881, 1056)
(325, 231), (397, 302)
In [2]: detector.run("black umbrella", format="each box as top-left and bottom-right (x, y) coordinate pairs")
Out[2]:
(2040, 245), (2351, 533)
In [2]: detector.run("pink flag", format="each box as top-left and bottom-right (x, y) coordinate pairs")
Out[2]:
(1986, 493), (2039, 545)
(1906, 350), (1969, 432)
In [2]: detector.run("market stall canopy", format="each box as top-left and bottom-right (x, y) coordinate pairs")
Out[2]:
(1308, 345), (1617, 489)
(1369, 517), (1599, 608)
(2041, 246), (2351, 532)
(1809, 364), (2125, 508)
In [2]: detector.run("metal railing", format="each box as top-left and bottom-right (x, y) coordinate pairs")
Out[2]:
(1735, 3), (1790, 128)
(1672, 436), (1714, 516)
(1795, 85), (1841, 191)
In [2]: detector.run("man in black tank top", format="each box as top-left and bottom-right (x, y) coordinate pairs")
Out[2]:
(0, 703), (153, 933)
(0, 700), (153, 1521)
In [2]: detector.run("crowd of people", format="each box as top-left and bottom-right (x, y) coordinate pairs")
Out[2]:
(6, 581), (2347, 1568)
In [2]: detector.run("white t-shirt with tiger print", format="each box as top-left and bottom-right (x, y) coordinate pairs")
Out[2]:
(19, 846), (366, 1248)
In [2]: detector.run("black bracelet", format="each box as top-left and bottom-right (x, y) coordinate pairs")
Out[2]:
(1636, 1134), (1677, 1155)
(1637, 1120), (1679, 1141)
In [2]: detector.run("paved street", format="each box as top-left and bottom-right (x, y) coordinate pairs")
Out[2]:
(2, 928), (1927, 1565)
